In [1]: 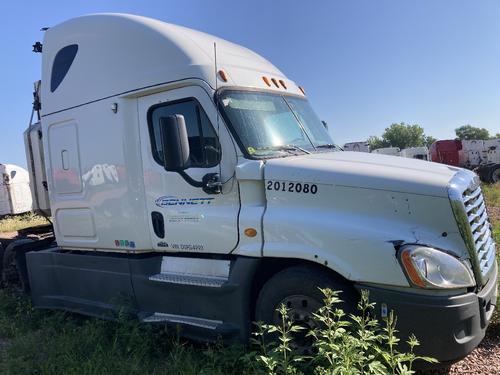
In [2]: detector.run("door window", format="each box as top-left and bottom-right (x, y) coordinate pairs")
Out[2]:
(148, 99), (220, 168)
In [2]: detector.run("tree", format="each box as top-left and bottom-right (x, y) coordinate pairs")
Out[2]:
(495, 133), (500, 139)
(455, 125), (490, 140)
(367, 122), (434, 150)
(367, 135), (385, 150)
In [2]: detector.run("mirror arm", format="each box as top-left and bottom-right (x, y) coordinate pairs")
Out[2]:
(178, 170), (204, 188)
(177, 171), (222, 195)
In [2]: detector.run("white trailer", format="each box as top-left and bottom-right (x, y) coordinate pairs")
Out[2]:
(400, 147), (430, 161)
(343, 142), (370, 153)
(6, 13), (496, 365)
(0, 164), (33, 216)
(370, 147), (400, 156)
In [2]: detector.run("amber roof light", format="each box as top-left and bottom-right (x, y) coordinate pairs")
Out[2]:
(270, 78), (280, 88)
(218, 70), (228, 82)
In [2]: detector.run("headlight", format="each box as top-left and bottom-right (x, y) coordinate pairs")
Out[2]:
(399, 245), (475, 289)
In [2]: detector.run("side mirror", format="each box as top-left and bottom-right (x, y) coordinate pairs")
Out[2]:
(159, 115), (190, 171)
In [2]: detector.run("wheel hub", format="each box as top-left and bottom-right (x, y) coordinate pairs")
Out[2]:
(273, 294), (322, 353)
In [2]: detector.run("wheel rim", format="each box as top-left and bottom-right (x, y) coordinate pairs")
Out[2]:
(273, 294), (322, 353)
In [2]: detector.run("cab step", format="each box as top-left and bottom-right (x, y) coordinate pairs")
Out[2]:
(142, 312), (222, 330)
(149, 273), (227, 287)
(148, 256), (230, 287)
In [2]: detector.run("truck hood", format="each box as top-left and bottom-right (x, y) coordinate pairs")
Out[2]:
(264, 151), (462, 197)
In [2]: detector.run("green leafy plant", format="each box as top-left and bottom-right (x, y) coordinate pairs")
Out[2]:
(252, 304), (306, 375)
(253, 289), (437, 375)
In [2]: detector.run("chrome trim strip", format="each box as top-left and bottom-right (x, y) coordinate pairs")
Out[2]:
(448, 170), (496, 286)
(448, 170), (483, 286)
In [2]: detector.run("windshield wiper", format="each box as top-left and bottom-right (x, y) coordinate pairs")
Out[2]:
(316, 143), (336, 149)
(254, 145), (311, 155)
(278, 145), (311, 154)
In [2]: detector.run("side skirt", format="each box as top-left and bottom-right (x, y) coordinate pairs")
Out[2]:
(26, 248), (260, 343)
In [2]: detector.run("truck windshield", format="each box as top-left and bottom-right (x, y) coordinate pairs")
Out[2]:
(218, 91), (336, 158)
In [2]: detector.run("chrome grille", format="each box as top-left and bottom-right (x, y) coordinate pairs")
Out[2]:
(462, 185), (496, 280)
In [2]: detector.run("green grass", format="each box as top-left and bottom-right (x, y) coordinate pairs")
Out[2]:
(0, 213), (48, 233)
(0, 289), (257, 375)
(483, 183), (500, 328)
(483, 184), (499, 244)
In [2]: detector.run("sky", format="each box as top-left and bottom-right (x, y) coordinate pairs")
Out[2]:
(0, 0), (499, 167)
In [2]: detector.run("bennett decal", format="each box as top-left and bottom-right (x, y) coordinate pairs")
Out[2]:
(266, 180), (318, 195)
(155, 196), (215, 208)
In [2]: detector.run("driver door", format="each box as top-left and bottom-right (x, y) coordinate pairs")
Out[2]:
(139, 85), (240, 254)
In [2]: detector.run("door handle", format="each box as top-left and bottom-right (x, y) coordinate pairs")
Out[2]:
(61, 150), (69, 170)
(151, 211), (165, 238)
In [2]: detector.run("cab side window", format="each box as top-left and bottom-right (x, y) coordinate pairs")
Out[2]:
(148, 99), (220, 168)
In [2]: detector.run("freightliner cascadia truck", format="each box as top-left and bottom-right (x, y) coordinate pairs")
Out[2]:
(10, 13), (498, 365)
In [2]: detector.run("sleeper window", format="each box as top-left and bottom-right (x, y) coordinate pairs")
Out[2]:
(149, 99), (220, 168)
(51, 44), (78, 92)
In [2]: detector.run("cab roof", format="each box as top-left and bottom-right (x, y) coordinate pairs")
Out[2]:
(41, 13), (302, 115)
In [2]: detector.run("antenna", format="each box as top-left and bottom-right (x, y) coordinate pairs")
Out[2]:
(214, 42), (223, 194)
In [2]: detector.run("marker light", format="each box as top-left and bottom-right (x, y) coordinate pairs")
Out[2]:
(218, 70), (228, 82)
(279, 79), (287, 89)
(298, 86), (306, 95)
(399, 245), (475, 289)
(244, 228), (258, 237)
(271, 78), (280, 88)
(262, 76), (271, 87)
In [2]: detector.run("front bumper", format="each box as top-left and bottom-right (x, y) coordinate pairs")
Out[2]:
(356, 261), (498, 364)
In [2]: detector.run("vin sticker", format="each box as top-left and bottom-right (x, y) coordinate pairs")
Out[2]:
(266, 180), (318, 194)
(171, 243), (204, 251)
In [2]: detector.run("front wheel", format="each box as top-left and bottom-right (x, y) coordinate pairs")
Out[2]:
(255, 265), (357, 352)
(488, 164), (500, 183)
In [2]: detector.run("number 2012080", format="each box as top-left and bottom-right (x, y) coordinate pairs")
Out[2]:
(266, 180), (318, 194)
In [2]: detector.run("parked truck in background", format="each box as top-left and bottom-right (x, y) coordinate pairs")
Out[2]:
(0, 164), (33, 216)
(343, 141), (370, 153)
(400, 146), (430, 161)
(430, 139), (500, 183)
(1, 14), (497, 365)
(344, 143), (430, 161)
(370, 147), (401, 156)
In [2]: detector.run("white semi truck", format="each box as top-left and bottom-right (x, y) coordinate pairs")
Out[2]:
(6, 13), (497, 365)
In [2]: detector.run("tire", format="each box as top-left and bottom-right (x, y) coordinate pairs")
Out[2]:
(255, 265), (357, 351)
(0, 239), (33, 291)
(488, 164), (500, 183)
